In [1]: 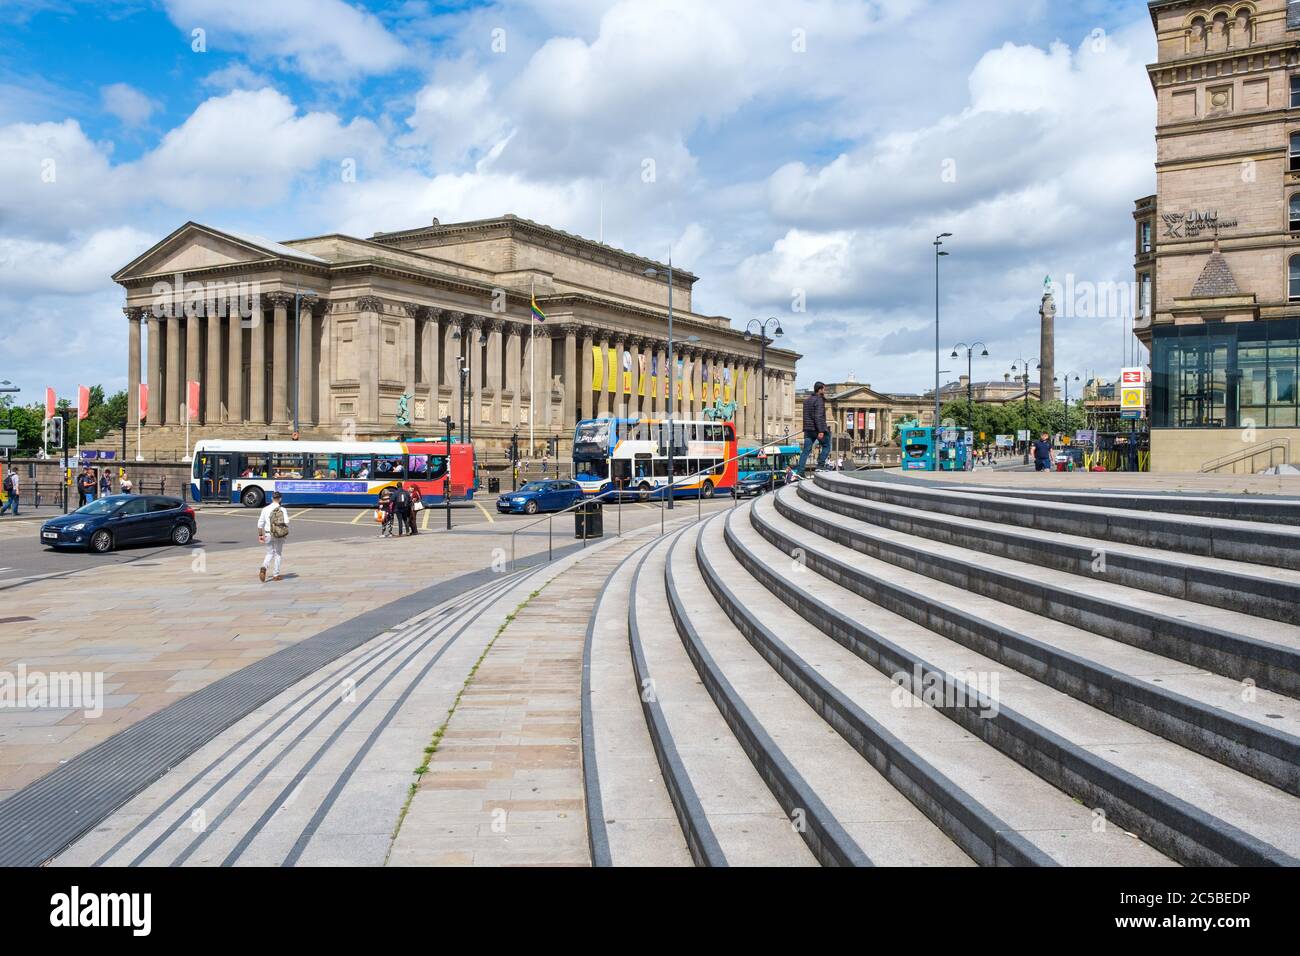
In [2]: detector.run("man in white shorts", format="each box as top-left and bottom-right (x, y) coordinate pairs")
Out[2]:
(257, 490), (291, 582)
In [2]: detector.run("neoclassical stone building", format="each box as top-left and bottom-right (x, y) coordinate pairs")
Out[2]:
(114, 216), (801, 466)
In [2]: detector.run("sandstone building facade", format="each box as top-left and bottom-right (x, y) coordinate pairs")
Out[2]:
(1138, 0), (1300, 470)
(114, 217), (800, 467)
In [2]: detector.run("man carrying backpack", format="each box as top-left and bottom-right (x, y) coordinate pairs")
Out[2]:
(1, 469), (18, 516)
(256, 490), (291, 582)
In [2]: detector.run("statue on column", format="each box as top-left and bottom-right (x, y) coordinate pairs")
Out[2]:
(396, 393), (412, 427)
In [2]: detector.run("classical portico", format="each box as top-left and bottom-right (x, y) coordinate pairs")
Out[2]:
(114, 218), (800, 467)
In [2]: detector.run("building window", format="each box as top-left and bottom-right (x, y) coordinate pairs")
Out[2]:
(1292, 195), (1300, 232)
(1139, 221), (1152, 253)
(1292, 133), (1300, 171)
(1292, 75), (1300, 108)
(1291, 255), (1300, 301)
(1140, 273), (1152, 317)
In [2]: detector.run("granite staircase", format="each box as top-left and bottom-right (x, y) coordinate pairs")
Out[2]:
(581, 472), (1300, 866)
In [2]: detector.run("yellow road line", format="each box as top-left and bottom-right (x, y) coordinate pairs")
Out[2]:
(350, 508), (369, 525)
(473, 501), (495, 523)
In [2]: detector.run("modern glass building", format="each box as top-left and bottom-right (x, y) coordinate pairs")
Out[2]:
(1151, 319), (1299, 429)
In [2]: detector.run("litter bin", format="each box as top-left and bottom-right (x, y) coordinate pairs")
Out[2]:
(575, 499), (604, 539)
(488, 476), (500, 493)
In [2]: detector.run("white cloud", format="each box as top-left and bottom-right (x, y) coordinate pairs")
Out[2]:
(201, 62), (274, 91)
(162, 0), (409, 81)
(100, 83), (157, 128)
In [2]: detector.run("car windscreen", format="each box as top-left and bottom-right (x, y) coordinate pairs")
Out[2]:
(518, 482), (549, 493)
(76, 497), (128, 515)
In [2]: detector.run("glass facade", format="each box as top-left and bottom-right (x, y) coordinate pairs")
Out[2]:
(1152, 320), (1300, 428)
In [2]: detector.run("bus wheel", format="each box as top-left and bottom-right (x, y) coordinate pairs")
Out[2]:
(701, 481), (715, 499)
(638, 483), (652, 502)
(241, 486), (265, 508)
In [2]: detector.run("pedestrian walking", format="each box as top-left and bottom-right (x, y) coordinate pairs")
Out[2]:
(119, 471), (133, 494)
(392, 482), (412, 537)
(1, 469), (18, 516)
(796, 381), (832, 475)
(378, 486), (396, 538)
(257, 490), (290, 582)
(99, 467), (112, 498)
(1032, 432), (1053, 472)
(76, 466), (95, 507)
(406, 485), (422, 535)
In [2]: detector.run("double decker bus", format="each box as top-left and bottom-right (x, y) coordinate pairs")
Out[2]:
(573, 417), (738, 501)
(736, 444), (801, 480)
(190, 439), (477, 508)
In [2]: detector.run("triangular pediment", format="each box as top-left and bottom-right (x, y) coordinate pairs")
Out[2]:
(828, 384), (894, 403)
(113, 222), (327, 283)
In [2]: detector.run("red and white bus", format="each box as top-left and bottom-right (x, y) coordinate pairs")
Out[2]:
(190, 439), (477, 508)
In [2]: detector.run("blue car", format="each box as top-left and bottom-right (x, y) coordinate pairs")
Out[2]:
(496, 480), (585, 515)
(40, 494), (197, 553)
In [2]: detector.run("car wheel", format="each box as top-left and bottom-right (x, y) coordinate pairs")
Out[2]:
(171, 523), (193, 546)
(701, 480), (715, 499)
(241, 486), (265, 508)
(525, 500), (538, 515)
(90, 529), (113, 554)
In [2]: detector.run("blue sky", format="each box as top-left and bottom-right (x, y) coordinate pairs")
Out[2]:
(0, 0), (1158, 404)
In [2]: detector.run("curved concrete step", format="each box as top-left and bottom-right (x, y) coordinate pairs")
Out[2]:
(795, 478), (1300, 625)
(663, 519), (973, 867)
(628, 532), (816, 867)
(815, 472), (1300, 571)
(732, 495), (1300, 866)
(699, 510), (1170, 867)
(583, 538), (692, 867)
(772, 486), (1300, 796)
(951, 484), (1300, 527)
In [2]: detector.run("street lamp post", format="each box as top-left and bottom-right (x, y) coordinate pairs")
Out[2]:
(950, 341), (988, 435)
(440, 415), (455, 530)
(644, 258), (697, 511)
(745, 317), (784, 488)
(933, 233), (952, 427)
(452, 325), (488, 445)
(1011, 356), (1041, 464)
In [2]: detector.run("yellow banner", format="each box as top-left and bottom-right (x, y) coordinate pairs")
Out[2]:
(607, 348), (617, 395)
(623, 370), (631, 395)
(591, 346), (604, 391)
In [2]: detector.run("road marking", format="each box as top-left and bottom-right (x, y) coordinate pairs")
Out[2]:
(350, 509), (368, 525)
(473, 501), (495, 523)
(291, 509), (311, 519)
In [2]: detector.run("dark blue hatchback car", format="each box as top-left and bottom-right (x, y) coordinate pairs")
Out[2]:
(40, 495), (197, 553)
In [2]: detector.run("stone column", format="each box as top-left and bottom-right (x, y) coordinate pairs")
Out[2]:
(356, 296), (384, 429)
(563, 324), (578, 431)
(579, 326), (594, 422)
(654, 342), (667, 418)
(400, 303), (419, 425)
(628, 337), (642, 420)
(185, 310), (201, 425)
(424, 308), (440, 392)
(298, 298), (317, 427)
(520, 323), (535, 432)
(316, 301), (332, 428)
(541, 325), (556, 430)
(443, 313), (461, 392)
(693, 349), (705, 420)
(485, 317), (503, 429)
(126, 308), (142, 429)
(205, 311), (222, 424)
(269, 292), (290, 425)
(468, 316), (484, 434)
(249, 305), (266, 424)
(505, 321), (522, 429)
(227, 308), (244, 424)
(165, 313), (181, 425)
(146, 312), (162, 426)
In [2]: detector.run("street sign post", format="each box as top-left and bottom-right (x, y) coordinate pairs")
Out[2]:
(0, 429), (16, 449)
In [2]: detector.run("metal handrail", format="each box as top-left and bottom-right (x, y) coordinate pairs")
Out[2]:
(1200, 437), (1291, 474)
(508, 430), (795, 569)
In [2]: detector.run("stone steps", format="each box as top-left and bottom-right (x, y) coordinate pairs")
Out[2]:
(579, 473), (1300, 866)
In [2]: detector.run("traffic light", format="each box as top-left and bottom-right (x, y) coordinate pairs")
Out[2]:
(547, 436), (558, 458)
(45, 416), (63, 447)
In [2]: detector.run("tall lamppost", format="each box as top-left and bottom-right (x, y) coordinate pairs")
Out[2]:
(933, 233), (952, 428)
(440, 415), (455, 529)
(643, 257), (694, 510)
(1011, 356), (1041, 464)
(452, 324), (488, 444)
(292, 286), (317, 436)
(744, 318), (784, 453)
(950, 341), (988, 433)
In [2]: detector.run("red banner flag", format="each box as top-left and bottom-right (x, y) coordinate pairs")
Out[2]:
(186, 380), (200, 422)
(77, 385), (90, 421)
(138, 383), (149, 422)
(45, 387), (56, 420)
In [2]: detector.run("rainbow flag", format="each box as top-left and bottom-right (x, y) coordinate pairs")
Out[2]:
(530, 294), (546, 322)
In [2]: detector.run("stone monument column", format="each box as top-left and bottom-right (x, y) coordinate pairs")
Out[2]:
(125, 308), (142, 430)
(1039, 277), (1056, 403)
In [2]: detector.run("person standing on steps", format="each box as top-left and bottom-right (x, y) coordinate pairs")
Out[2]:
(257, 490), (291, 582)
(796, 381), (832, 475)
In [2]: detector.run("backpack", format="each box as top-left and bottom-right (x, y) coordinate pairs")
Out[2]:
(269, 505), (290, 539)
(2, 473), (13, 493)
